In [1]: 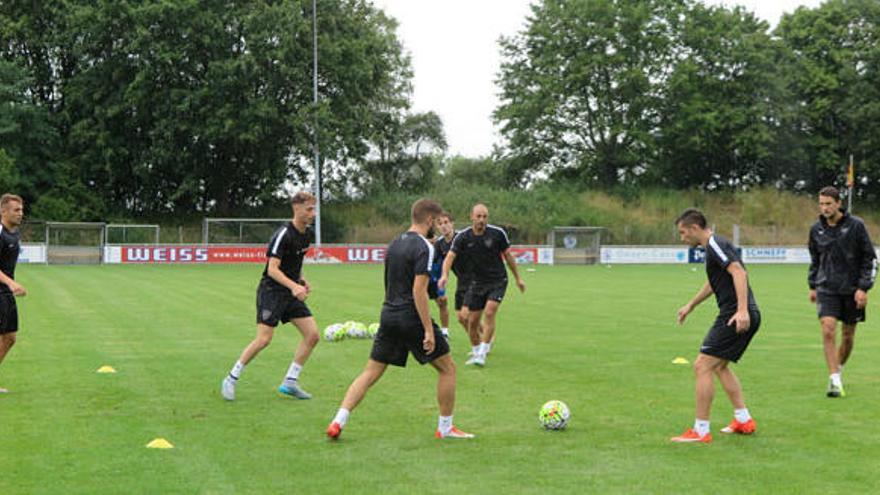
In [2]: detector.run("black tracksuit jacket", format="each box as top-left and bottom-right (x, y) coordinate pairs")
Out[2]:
(808, 213), (878, 295)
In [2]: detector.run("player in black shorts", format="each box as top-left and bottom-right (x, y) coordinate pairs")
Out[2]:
(439, 203), (525, 367)
(672, 209), (761, 444)
(808, 186), (877, 397)
(436, 215), (482, 344)
(428, 212), (454, 340)
(221, 192), (320, 401)
(327, 199), (474, 440)
(0, 194), (26, 394)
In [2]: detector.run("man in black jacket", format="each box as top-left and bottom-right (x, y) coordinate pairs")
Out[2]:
(808, 186), (878, 397)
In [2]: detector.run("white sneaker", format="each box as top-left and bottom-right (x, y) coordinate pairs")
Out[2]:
(465, 355), (478, 365)
(221, 376), (236, 401)
(473, 354), (486, 367)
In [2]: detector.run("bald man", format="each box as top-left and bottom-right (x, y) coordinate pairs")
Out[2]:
(439, 204), (525, 366)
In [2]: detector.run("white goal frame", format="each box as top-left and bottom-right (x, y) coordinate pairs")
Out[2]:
(202, 218), (291, 245)
(549, 226), (604, 265)
(104, 224), (160, 245)
(45, 221), (106, 265)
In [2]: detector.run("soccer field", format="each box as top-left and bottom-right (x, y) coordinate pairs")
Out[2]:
(2, 264), (878, 494)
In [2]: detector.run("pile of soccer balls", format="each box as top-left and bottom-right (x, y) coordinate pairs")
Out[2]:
(539, 400), (571, 430)
(323, 321), (380, 342)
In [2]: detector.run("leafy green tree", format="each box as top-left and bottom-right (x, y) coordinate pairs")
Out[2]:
(360, 111), (447, 193)
(2, 0), (415, 215)
(0, 60), (63, 203)
(776, 0), (880, 195)
(654, 4), (781, 189)
(495, 0), (687, 187)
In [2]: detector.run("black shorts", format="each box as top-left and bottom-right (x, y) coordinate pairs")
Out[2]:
(370, 308), (450, 367)
(465, 280), (508, 311)
(700, 309), (761, 363)
(454, 288), (469, 311)
(256, 288), (312, 327)
(0, 294), (18, 334)
(817, 291), (865, 325)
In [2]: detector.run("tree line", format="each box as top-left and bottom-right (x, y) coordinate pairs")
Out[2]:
(1, 0), (878, 221)
(496, 0), (880, 196)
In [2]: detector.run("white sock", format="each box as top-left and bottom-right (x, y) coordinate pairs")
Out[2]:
(472, 345), (480, 356)
(438, 415), (453, 435)
(479, 342), (490, 356)
(734, 408), (751, 423)
(285, 362), (303, 382)
(441, 327), (449, 338)
(229, 361), (245, 381)
(694, 419), (710, 437)
(830, 373), (842, 387)
(333, 408), (350, 427)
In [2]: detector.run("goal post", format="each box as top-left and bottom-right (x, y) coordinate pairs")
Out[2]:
(45, 222), (106, 265)
(549, 226), (604, 265)
(105, 224), (160, 244)
(202, 218), (291, 245)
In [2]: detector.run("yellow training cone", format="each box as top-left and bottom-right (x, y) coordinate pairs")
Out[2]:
(96, 365), (117, 373)
(146, 438), (174, 449)
(672, 357), (690, 365)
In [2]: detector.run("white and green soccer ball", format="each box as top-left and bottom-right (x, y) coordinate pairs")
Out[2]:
(539, 400), (570, 430)
(366, 323), (380, 339)
(323, 323), (346, 342)
(347, 321), (368, 339)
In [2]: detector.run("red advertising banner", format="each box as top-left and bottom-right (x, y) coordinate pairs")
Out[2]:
(509, 247), (538, 264)
(115, 245), (542, 265)
(117, 245), (389, 264)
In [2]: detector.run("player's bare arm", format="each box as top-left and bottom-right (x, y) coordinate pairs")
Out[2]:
(413, 273), (435, 354)
(267, 257), (307, 301)
(502, 250), (526, 293)
(678, 281), (713, 325)
(726, 262), (751, 333)
(438, 250), (456, 290)
(0, 271), (25, 297)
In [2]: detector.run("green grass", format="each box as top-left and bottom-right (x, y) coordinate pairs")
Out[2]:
(2, 264), (878, 494)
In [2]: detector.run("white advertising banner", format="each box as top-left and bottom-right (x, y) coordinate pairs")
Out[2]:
(20, 243), (47, 263)
(740, 247), (811, 264)
(599, 247), (689, 264)
(599, 245), (816, 264)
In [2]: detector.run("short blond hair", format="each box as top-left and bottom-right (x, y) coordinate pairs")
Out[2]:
(0, 194), (23, 209)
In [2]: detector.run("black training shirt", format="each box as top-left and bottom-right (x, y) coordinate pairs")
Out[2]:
(260, 222), (311, 290)
(442, 231), (474, 285)
(434, 235), (453, 266)
(384, 230), (433, 311)
(0, 224), (20, 294)
(450, 225), (511, 284)
(705, 234), (758, 314)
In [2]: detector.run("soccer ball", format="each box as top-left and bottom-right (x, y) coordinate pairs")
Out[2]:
(323, 323), (345, 342)
(340, 320), (356, 337)
(538, 400), (570, 430)
(347, 321), (368, 339)
(366, 323), (380, 339)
